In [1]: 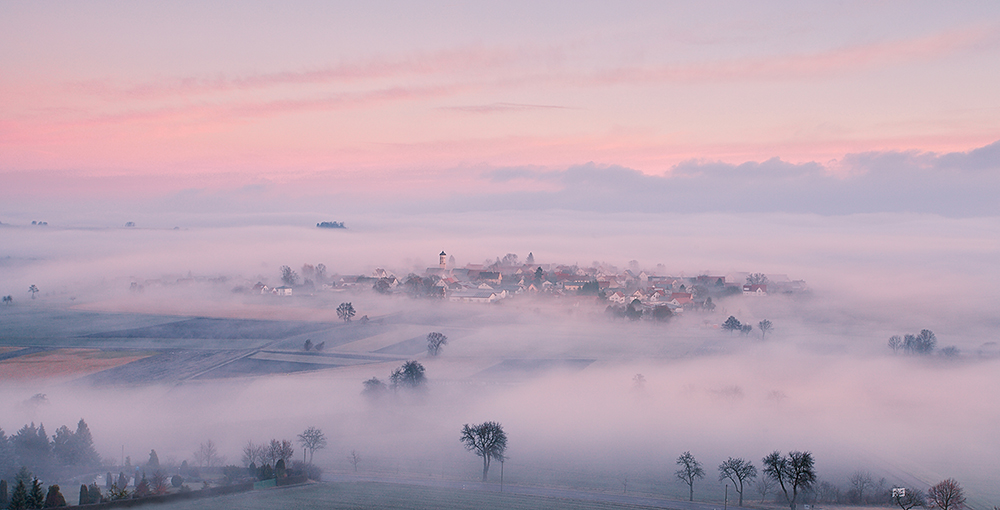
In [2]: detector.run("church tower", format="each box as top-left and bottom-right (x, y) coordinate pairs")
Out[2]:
(439, 251), (447, 269)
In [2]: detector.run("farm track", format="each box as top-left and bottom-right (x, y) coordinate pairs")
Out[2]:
(82, 348), (259, 385)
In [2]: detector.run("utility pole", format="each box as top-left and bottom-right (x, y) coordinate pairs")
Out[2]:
(500, 457), (504, 493)
(725, 483), (729, 510)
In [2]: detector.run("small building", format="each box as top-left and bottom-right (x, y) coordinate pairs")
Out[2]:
(743, 284), (767, 296)
(274, 286), (293, 296)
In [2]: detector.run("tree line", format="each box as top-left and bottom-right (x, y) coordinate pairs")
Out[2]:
(665, 450), (970, 510)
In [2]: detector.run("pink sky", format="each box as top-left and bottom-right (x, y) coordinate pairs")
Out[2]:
(2, 2), (999, 199)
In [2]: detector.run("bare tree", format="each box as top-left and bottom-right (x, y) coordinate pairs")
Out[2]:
(194, 440), (221, 468)
(297, 427), (327, 464)
(460, 421), (507, 482)
(892, 487), (926, 510)
(348, 450), (361, 472)
(28, 285), (39, 299)
(928, 479), (965, 510)
(756, 476), (775, 503)
(746, 273), (769, 285)
(719, 457), (757, 506)
(675, 451), (705, 501)
(762, 451), (816, 510)
(265, 439), (294, 466)
(759, 320), (773, 340)
(888, 335), (902, 353)
(337, 302), (356, 322)
(849, 470), (875, 504)
(241, 441), (265, 468)
(426, 332), (448, 356)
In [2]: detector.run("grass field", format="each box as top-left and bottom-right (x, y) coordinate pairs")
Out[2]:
(146, 482), (662, 510)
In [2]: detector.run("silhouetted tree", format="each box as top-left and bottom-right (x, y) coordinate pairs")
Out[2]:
(526, 252), (535, 265)
(28, 285), (39, 299)
(534, 267), (544, 282)
(740, 324), (753, 336)
(314, 341), (325, 351)
(279, 266), (298, 286)
(9, 480), (28, 510)
(849, 470), (875, 504)
(362, 377), (387, 399)
(892, 487), (926, 510)
(928, 479), (965, 510)
(426, 332), (448, 356)
(888, 335), (902, 353)
(194, 440), (221, 468)
(30, 478), (44, 508)
(0, 479), (7, 509)
(348, 450), (361, 472)
(2, 295), (12, 305)
(746, 273), (769, 285)
(78, 485), (89, 505)
(762, 451), (816, 510)
(303, 339), (312, 351)
(719, 457), (757, 506)
(904, 330), (936, 354)
(759, 319), (773, 339)
(722, 316), (742, 334)
(146, 450), (159, 470)
(460, 422), (507, 482)
(336, 302), (356, 322)
(675, 451), (705, 501)
(391, 361), (426, 390)
(297, 427), (327, 464)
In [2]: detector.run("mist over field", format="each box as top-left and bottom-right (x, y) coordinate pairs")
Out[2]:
(2, 211), (998, 506)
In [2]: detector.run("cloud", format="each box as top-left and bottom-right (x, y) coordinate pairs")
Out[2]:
(437, 102), (575, 114)
(462, 140), (1000, 216)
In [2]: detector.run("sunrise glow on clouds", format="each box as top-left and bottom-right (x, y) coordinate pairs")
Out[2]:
(2, 1), (999, 203)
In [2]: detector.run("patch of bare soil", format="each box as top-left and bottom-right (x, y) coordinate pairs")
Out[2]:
(0, 348), (154, 381)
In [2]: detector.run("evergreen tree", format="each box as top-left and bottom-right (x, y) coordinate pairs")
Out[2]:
(1, 479), (8, 508)
(79, 485), (89, 505)
(15, 468), (32, 486)
(73, 421), (100, 467)
(9, 480), (28, 510)
(275, 459), (286, 479)
(146, 450), (159, 470)
(29, 478), (45, 509)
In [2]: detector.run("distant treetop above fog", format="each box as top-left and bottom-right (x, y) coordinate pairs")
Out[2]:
(317, 221), (346, 229)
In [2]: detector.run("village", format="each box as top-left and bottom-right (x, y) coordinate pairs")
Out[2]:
(246, 251), (808, 317)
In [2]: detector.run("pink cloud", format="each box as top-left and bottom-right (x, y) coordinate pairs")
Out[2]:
(591, 24), (999, 84)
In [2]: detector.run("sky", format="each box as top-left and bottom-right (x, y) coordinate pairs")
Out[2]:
(2, 1), (1000, 214)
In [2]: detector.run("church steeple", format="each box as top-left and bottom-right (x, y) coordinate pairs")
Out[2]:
(439, 251), (447, 269)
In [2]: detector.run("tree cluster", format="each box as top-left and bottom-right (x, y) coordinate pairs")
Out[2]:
(888, 329), (950, 355)
(362, 361), (428, 400)
(0, 419), (100, 482)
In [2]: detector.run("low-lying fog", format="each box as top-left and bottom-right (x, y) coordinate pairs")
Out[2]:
(1, 211), (999, 506)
